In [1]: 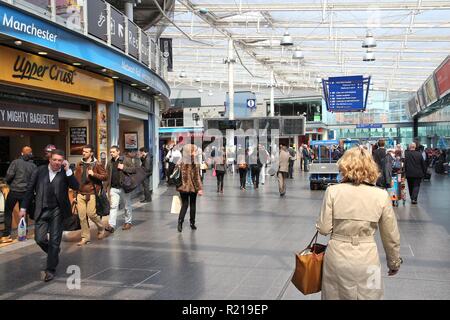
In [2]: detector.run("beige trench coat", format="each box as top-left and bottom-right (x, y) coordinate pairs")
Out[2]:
(316, 183), (401, 300)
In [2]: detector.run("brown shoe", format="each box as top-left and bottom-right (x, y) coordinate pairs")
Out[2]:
(122, 223), (132, 230)
(97, 228), (105, 240)
(77, 239), (90, 246)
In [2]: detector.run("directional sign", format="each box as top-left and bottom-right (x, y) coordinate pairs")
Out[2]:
(128, 20), (139, 59)
(246, 99), (256, 109)
(327, 75), (364, 112)
(140, 30), (149, 66)
(87, 0), (107, 41)
(110, 6), (125, 51)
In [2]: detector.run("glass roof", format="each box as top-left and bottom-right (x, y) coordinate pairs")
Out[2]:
(161, 0), (450, 93)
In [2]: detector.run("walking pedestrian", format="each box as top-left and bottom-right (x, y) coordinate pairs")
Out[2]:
(214, 149), (226, 193)
(404, 142), (427, 204)
(138, 147), (153, 203)
(20, 149), (79, 282)
(237, 148), (249, 190)
(278, 144), (290, 196)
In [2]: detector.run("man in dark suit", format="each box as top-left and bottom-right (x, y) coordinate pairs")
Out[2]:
(372, 139), (387, 187)
(20, 149), (79, 282)
(404, 142), (427, 204)
(138, 147), (153, 203)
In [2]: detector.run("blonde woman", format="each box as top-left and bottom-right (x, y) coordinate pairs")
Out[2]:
(316, 146), (402, 300)
(176, 144), (203, 232)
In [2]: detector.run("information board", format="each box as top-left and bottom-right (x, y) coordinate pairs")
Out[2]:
(323, 75), (370, 112)
(435, 56), (450, 98)
(407, 94), (419, 118)
(282, 118), (305, 135)
(417, 85), (426, 110)
(424, 75), (438, 106)
(70, 127), (87, 155)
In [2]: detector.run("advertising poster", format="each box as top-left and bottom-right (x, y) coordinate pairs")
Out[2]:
(97, 103), (108, 164)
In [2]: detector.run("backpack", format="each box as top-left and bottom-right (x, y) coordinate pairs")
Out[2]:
(392, 158), (402, 170)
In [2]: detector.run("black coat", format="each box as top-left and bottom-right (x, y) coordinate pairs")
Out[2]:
(404, 150), (427, 178)
(373, 147), (387, 171)
(141, 154), (153, 177)
(22, 165), (79, 221)
(5, 156), (37, 193)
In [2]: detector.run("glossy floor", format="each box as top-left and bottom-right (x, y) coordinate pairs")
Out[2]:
(0, 171), (449, 300)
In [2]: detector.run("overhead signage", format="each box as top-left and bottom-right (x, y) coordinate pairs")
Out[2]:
(423, 75), (438, 106)
(160, 38), (173, 72)
(246, 99), (256, 109)
(0, 46), (114, 101)
(110, 6), (125, 51)
(417, 85), (426, 110)
(356, 123), (382, 129)
(140, 30), (149, 66)
(282, 118), (305, 135)
(0, 102), (59, 131)
(407, 94), (419, 118)
(128, 20), (139, 59)
(70, 127), (87, 155)
(87, 0), (107, 42)
(326, 75), (365, 112)
(129, 91), (151, 107)
(435, 56), (450, 98)
(0, 3), (170, 97)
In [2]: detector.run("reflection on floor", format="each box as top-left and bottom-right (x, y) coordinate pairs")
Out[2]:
(0, 170), (449, 300)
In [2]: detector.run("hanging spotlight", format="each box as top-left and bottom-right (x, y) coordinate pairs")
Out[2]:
(292, 46), (304, 60)
(363, 50), (375, 61)
(198, 88), (204, 93)
(208, 90), (213, 96)
(195, 77), (201, 82)
(362, 30), (377, 48)
(280, 31), (294, 46)
(179, 70), (187, 78)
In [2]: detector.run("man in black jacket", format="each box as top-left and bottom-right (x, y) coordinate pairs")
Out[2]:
(0, 146), (37, 243)
(20, 149), (79, 282)
(404, 142), (427, 204)
(139, 147), (153, 203)
(373, 139), (387, 187)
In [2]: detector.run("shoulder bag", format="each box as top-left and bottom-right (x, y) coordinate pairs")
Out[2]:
(291, 231), (327, 295)
(90, 180), (110, 217)
(169, 165), (183, 188)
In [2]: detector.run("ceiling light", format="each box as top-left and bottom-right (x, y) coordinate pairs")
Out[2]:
(280, 31), (294, 46)
(208, 90), (213, 96)
(179, 70), (187, 78)
(131, 83), (138, 86)
(112, 76), (119, 79)
(72, 62), (82, 66)
(198, 88), (204, 93)
(14, 40), (22, 46)
(38, 51), (48, 55)
(362, 30), (377, 48)
(195, 77), (201, 82)
(101, 68), (107, 72)
(363, 50), (375, 61)
(292, 47), (304, 60)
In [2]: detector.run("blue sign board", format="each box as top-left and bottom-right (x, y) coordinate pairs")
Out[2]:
(310, 140), (339, 146)
(356, 123), (382, 129)
(323, 75), (370, 112)
(0, 2), (170, 97)
(246, 99), (256, 109)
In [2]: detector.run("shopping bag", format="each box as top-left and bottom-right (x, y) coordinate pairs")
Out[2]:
(170, 195), (182, 214)
(212, 168), (217, 177)
(18, 217), (27, 241)
(291, 231), (327, 295)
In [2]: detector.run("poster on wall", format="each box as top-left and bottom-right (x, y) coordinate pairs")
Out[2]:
(97, 103), (108, 165)
(70, 127), (87, 155)
(124, 132), (138, 150)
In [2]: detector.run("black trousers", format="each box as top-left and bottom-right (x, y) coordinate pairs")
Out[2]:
(251, 167), (261, 188)
(167, 162), (176, 182)
(288, 160), (294, 178)
(407, 178), (422, 201)
(141, 176), (152, 201)
(239, 168), (248, 188)
(35, 207), (63, 273)
(178, 192), (197, 224)
(216, 171), (225, 191)
(2, 191), (26, 237)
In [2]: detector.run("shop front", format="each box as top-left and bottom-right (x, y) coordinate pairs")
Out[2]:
(0, 45), (114, 242)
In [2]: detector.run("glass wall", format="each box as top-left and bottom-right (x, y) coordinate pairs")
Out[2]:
(417, 100), (450, 148)
(272, 98), (322, 121)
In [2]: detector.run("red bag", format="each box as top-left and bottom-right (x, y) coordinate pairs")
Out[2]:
(212, 168), (217, 177)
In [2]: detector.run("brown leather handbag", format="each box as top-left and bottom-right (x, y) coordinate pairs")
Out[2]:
(291, 231), (327, 295)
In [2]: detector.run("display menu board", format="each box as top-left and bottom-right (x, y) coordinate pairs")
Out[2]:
(70, 127), (87, 155)
(435, 56), (450, 98)
(423, 75), (438, 106)
(327, 76), (364, 112)
(417, 85), (426, 110)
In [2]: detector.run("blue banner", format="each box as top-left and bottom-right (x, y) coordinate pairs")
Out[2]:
(0, 2), (170, 97)
(310, 140), (339, 146)
(356, 123), (382, 129)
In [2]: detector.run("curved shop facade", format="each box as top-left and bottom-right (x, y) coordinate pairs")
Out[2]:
(0, 1), (170, 188)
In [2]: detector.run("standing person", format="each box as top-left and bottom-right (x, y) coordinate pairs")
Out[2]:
(373, 139), (387, 187)
(0, 146), (36, 243)
(379, 148), (394, 190)
(166, 143), (182, 182)
(302, 144), (311, 172)
(104, 146), (136, 233)
(73, 145), (107, 246)
(237, 148), (249, 190)
(176, 144), (203, 232)
(404, 142), (427, 204)
(298, 144), (304, 171)
(20, 149), (79, 282)
(214, 149), (226, 193)
(316, 146), (401, 300)
(259, 144), (270, 185)
(249, 146), (263, 189)
(139, 147), (153, 203)
(278, 144), (290, 196)
(288, 144), (296, 179)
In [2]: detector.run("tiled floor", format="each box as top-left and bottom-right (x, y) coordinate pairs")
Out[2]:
(0, 170), (449, 300)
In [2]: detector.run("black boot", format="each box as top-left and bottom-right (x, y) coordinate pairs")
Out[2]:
(177, 221), (183, 232)
(190, 221), (197, 230)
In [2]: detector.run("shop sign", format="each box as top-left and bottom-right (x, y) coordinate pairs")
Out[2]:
(0, 103), (59, 131)
(128, 20), (139, 59)
(70, 127), (87, 155)
(110, 6), (125, 51)
(97, 103), (108, 165)
(140, 30), (149, 66)
(129, 91), (151, 107)
(0, 46), (114, 102)
(87, 0), (107, 42)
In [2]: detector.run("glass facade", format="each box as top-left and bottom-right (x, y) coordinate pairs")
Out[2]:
(417, 103), (450, 148)
(271, 98), (322, 122)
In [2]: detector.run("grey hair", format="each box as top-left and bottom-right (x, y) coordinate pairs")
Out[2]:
(409, 142), (416, 150)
